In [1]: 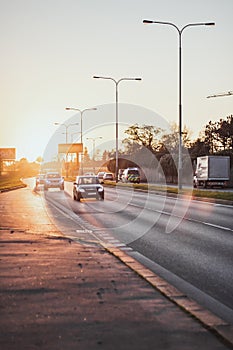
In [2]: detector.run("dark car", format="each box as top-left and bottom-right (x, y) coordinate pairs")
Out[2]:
(44, 172), (64, 191)
(73, 175), (104, 201)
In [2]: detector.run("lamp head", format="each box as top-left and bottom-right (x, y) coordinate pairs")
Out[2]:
(143, 20), (154, 24)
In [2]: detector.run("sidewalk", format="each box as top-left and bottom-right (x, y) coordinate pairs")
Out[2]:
(0, 187), (232, 350)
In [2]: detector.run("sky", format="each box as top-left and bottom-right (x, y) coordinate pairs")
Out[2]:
(0, 0), (232, 161)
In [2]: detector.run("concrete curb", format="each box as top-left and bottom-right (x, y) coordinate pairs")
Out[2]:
(0, 184), (26, 193)
(103, 244), (233, 349)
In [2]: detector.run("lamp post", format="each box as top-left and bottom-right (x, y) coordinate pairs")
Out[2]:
(93, 76), (142, 182)
(54, 122), (79, 143)
(66, 107), (97, 174)
(54, 122), (79, 177)
(143, 20), (215, 190)
(71, 132), (81, 143)
(86, 137), (103, 174)
(86, 137), (103, 161)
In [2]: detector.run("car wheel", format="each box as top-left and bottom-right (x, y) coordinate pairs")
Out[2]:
(96, 193), (103, 200)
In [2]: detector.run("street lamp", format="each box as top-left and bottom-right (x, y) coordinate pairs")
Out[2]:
(54, 122), (79, 177)
(143, 20), (215, 190)
(207, 91), (233, 98)
(54, 122), (79, 143)
(93, 76), (142, 182)
(65, 107), (97, 174)
(86, 136), (103, 173)
(71, 132), (81, 143)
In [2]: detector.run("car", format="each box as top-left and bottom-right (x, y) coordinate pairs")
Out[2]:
(44, 172), (64, 191)
(35, 174), (46, 189)
(121, 167), (140, 183)
(97, 171), (105, 183)
(193, 174), (198, 188)
(103, 172), (114, 182)
(73, 175), (104, 201)
(118, 169), (124, 181)
(84, 172), (95, 176)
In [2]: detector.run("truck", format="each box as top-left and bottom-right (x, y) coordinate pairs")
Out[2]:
(193, 155), (230, 189)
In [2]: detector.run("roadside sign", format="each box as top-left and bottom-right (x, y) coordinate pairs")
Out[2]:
(58, 143), (83, 154)
(0, 148), (16, 160)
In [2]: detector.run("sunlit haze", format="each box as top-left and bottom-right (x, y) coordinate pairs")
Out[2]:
(0, 0), (232, 161)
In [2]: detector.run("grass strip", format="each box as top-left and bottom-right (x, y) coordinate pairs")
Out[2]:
(0, 174), (26, 191)
(104, 181), (233, 202)
(29, 176), (233, 202)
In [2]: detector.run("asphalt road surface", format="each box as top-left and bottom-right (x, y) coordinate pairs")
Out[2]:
(37, 181), (233, 325)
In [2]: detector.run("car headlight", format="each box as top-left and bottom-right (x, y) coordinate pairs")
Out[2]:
(79, 188), (85, 193)
(98, 187), (104, 192)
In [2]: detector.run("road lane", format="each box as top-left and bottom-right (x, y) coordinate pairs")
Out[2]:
(43, 185), (233, 322)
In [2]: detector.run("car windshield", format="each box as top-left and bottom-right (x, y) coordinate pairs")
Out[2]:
(128, 170), (139, 175)
(79, 177), (99, 185)
(47, 173), (61, 178)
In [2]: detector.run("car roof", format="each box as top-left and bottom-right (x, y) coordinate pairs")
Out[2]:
(76, 175), (98, 181)
(77, 175), (97, 178)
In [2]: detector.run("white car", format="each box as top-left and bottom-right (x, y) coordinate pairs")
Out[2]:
(97, 171), (105, 183)
(103, 173), (114, 182)
(121, 168), (140, 183)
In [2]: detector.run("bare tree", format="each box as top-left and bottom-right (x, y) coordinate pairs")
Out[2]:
(123, 124), (163, 154)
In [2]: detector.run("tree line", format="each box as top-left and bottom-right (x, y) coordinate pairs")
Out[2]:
(106, 114), (233, 183)
(2, 115), (232, 183)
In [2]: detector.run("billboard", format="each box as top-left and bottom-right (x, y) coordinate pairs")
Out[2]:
(0, 148), (16, 160)
(58, 143), (83, 154)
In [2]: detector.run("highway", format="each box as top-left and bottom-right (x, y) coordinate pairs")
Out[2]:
(42, 183), (233, 324)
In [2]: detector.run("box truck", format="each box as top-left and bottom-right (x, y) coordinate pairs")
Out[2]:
(193, 155), (230, 188)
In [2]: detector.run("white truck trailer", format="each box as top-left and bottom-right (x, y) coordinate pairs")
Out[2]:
(193, 155), (230, 188)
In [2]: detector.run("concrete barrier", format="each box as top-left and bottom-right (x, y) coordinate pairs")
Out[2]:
(64, 181), (73, 197)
